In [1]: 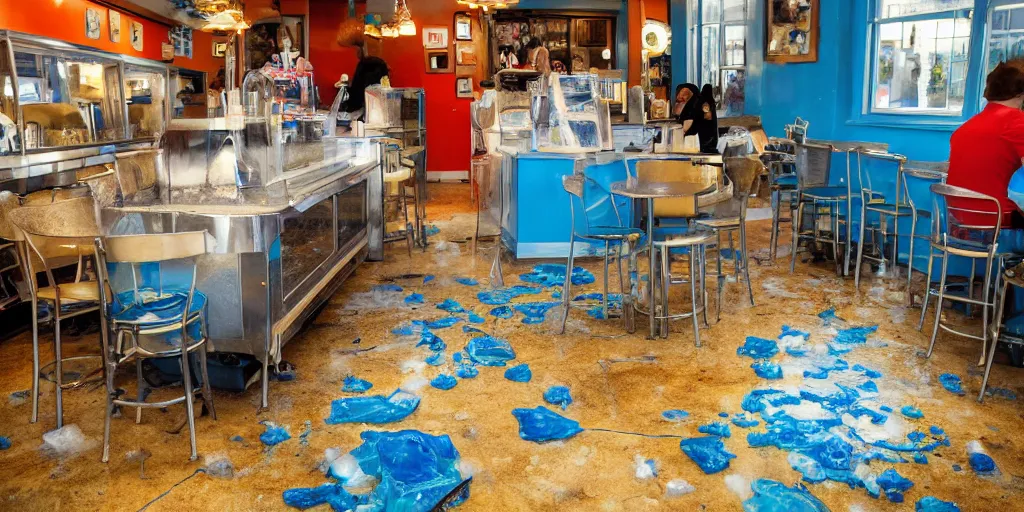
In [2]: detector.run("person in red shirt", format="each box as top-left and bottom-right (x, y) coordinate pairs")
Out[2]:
(948, 59), (1024, 230)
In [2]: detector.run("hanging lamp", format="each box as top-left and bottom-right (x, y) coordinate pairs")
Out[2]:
(456, 0), (519, 11)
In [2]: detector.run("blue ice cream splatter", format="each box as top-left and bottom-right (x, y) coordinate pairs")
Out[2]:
(504, 364), (532, 382)
(0, 436), (10, 450)
(404, 293), (424, 305)
(512, 406), (584, 443)
(520, 264), (595, 288)
(430, 374), (457, 391)
(454, 277), (479, 286)
(260, 422), (291, 446)
(465, 335), (516, 366)
(662, 409), (690, 422)
(939, 374), (965, 395)
(283, 483), (358, 511)
(467, 312), (486, 324)
(969, 452), (996, 474)
(916, 496), (961, 512)
(456, 364), (479, 379)
(436, 298), (466, 313)
(342, 376), (373, 393)
(698, 422), (731, 438)
(514, 302), (561, 324)
(489, 305), (514, 319)
(544, 386), (573, 410)
(325, 390), (420, 424)
(901, 405), (924, 419)
(742, 479), (829, 512)
(477, 286), (543, 305)
(678, 436), (736, 474)
(731, 414), (759, 428)
(752, 360), (783, 380)
(425, 352), (445, 366)
(877, 469), (914, 503)
(737, 336), (779, 359)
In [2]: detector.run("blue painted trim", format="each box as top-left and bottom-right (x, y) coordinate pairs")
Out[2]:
(844, 117), (961, 132)
(670, 0), (688, 94)
(745, 0), (764, 115)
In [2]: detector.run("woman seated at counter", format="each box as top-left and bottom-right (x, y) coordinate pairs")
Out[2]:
(672, 83), (719, 154)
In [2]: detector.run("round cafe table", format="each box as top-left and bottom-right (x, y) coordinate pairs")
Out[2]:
(611, 180), (715, 339)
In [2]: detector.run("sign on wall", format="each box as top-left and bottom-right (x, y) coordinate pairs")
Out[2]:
(766, 0), (819, 63)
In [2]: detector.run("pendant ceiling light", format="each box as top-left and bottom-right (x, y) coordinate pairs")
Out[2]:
(191, 0), (250, 32)
(395, 0), (416, 36)
(456, 0), (519, 11)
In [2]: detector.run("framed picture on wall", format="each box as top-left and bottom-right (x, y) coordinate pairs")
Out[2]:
(86, 8), (101, 40)
(423, 26), (449, 49)
(766, 0), (820, 63)
(456, 41), (477, 66)
(131, 22), (144, 52)
(425, 48), (453, 74)
(109, 11), (121, 43)
(454, 13), (472, 41)
(456, 77), (473, 98)
(213, 41), (228, 58)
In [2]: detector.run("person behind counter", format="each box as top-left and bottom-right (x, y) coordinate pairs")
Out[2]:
(345, 56), (390, 121)
(673, 83), (719, 154)
(526, 38), (551, 76)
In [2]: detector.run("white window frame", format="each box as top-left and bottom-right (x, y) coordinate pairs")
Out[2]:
(867, 0), (974, 116)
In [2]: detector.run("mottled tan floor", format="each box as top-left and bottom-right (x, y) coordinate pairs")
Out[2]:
(0, 183), (1022, 511)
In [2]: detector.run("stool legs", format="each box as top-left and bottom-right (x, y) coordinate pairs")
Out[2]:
(199, 344), (217, 420)
(689, 249), (701, 347)
(559, 233), (576, 335)
(740, 222), (755, 308)
(979, 280), (1009, 403)
(716, 231), (724, 323)
(659, 245), (670, 339)
(918, 250), (936, 330)
(30, 293), (39, 424)
(54, 302), (64, 429)
(927, 253), (950, 358)
(855, 204), (868, 289)
(135, 357), (145, 423)
(625, 240), (637, 334)
(906, 214), (918, 302)
(790, 200), (803, 274)
(180, 338), (198, 461)
(980, 252), (995, 367)
(603, 241), (610, 321)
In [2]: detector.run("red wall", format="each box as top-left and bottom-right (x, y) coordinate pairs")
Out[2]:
(0, 0), (224, 77)
(308, 0), (363, 107)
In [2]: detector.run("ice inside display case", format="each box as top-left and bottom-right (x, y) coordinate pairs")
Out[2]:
(531, 73), (612, 151)
(125, 65), (168, 139)
(364, 86), (426, 147)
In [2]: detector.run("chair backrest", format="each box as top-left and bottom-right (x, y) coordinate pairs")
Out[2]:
(794, 141), (834, 189)
(101, 231), (216, 263)
(856, 149), (906, 200)
(785, 117), (809, 144)
(8, 196), (100, 291)
(929, 183), (1002, 249)
(636, 159), (721, 218)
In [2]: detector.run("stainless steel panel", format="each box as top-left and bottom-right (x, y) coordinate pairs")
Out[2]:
(196, 253), (244, 341)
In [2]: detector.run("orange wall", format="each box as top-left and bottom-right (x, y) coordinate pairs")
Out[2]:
(0, 0), (224, 78)
(309, 0), (362, 107)
(645, 0), (668, 23)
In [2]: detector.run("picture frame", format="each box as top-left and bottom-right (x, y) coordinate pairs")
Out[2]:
(765, 0), (819, 64)
(213, 41), (228, 58)
(424, 48), (453, 74)
(130, 21), (144, 52)
(86, 8), (101, 40)
(456, 76), (473, 98)
(109, 11), (121, 43)
(454, 13), (472, 41)
(422, 26), (449, 49)
(455, 41), (476, 66)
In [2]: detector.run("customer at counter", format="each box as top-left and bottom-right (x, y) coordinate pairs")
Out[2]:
(948, 59), (1024, 231)
(673, 83), (719, 154)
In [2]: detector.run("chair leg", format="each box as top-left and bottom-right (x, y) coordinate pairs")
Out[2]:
(180, 346), (198, 461)
(927, 253), (949, 358)
(660, 246), (670, 339)
(980, 255), (995, 367)
(616, 241), (626, 322)
(54, 304), (63, 430)
(831, 202), (842, 276)
(688, 249), (700, 347)
(135, 355), (145, 424)
(625, 240), (637, 334)
(790, 201), (803, 274)
(716, 230), (723, 323)
(30, 296), (39, 424)
(700, 245), (710, 329)
(199, 343), (217, 420)
(855, 205), (868, 289)
(918, 252), (935, 330)
(402, 188), (413, 257)
(603, 241), (610, 320)
(101, 355), (115, 463)
(770, 189), (781, 261)
(906, 215), (918, 304)
(979, 281), (1009, 402)
(559, 234), (576, 335)
(741, 223), (754, 307)
(967, 259), (977, 317)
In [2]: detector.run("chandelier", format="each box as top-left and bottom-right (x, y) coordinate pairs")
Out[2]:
(374, 0), (415, 38)
(456, 0), (519, 11)
(175, 0), (249, 32)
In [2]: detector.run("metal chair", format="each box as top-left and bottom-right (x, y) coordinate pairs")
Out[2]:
(900, 163), (948, 305)
(650, 232), (715, 344)
(785, 117), (809, 144)
(921, 184), (1004, 364)
(8, 196), (104, 428)
(558, 160), (644, 334)
(94, 231), (218, 462)
(381, 140), (415, 256)
(790, 141), (850, 275)
(696, 156), (763, 321)
(982, 263), (1024, 402)
(853, 150), (909, 289)
(761, 142), (797, 262)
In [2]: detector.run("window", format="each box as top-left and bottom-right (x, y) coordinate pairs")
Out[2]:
(869, 0), (973, 114)
(987, 3), (1024, 76)
(688, 0), (747, 116)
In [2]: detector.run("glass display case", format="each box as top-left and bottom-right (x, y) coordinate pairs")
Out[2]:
(363, 86), (426, 148)
(530, 74), (612, 151)
(0, 31), (169, 163)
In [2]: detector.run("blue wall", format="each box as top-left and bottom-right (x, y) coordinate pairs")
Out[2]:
(670, 0), (1003, 162)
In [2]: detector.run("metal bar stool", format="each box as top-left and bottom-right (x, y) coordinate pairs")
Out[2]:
(854, 149), (909, 289)
(761, 142), (797, 262)
(982, 263), (1024, 402)
(9, 196), (105, 428)
(94, 231), (217, 462)
(695, 155), (764, 321)
(790, 141), (850, 275)
(899, 162), (948, 307)
(921, 183), (1004, 363)
(380, 140), (415, 256)
(650, 233), (715, 344)
(558, 161), (643, 334)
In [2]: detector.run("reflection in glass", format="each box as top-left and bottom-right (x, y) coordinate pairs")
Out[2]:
(879, 0), (972, 19)
(724, 25), (746, 66)
(125, 68), (166, 139)
(281, 196), (335, 296)
(701, 25), (721, 92)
